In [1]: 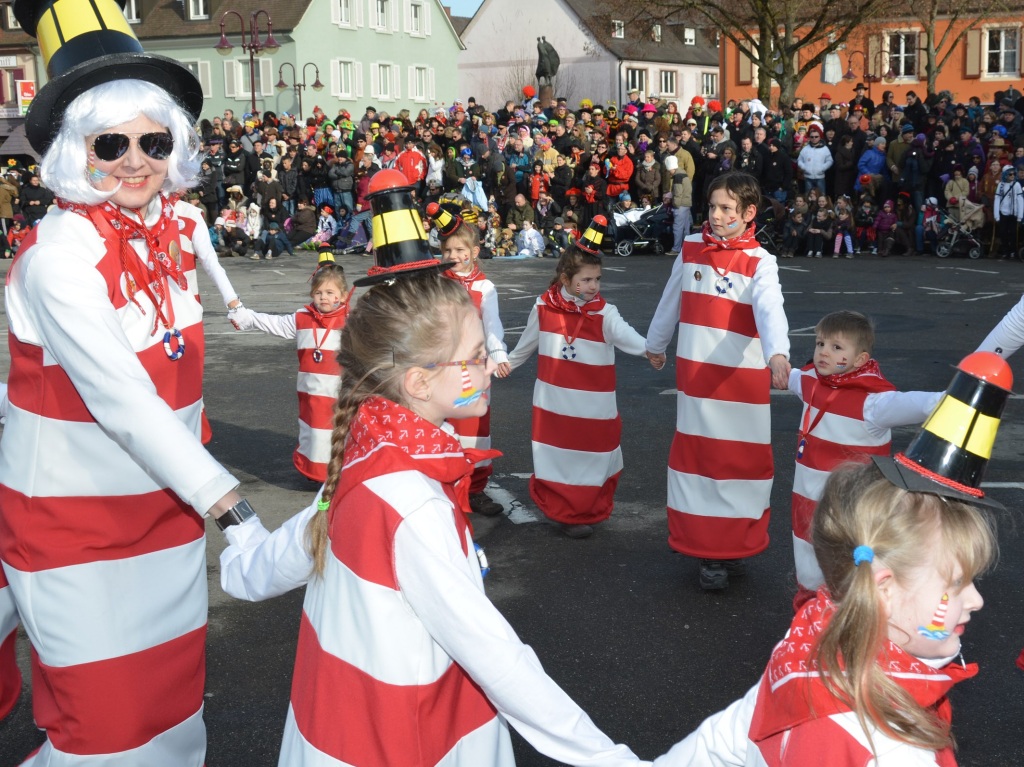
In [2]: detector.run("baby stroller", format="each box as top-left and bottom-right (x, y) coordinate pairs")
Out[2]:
(754, 195), (786, 253)
(936, 203), (983, 260)
(611, 203), (672, 256)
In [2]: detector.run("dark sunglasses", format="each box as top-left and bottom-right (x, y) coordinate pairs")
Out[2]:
(91, 132), (174, 162)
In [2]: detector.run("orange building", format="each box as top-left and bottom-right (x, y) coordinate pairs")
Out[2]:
(720, 12), (1024, 108)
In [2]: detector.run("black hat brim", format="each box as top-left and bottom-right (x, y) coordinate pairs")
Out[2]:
(353, 259), (448, 287)
(27, 53), (204, 154)
(871, 456), (1004, 510)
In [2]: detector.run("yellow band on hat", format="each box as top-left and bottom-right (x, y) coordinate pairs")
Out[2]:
(372, 209), (427, 250)
(923, 396), (999, 459)
(585, 229), (603, 246)
(37, 0), (136, 65)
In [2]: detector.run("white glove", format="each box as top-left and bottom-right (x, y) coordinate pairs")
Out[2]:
(228, 304), (256, 331)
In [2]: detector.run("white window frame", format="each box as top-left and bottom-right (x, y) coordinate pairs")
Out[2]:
(331, 58), (363, 99)
(331, 0), (363, 28)
(123, 0), (140, 24)
(373, 0), (397, 33)
(612, 20), (624, 39)
(408, 64), (433, 102)
(407, 0), (427, 36)
(659, 69), (676, 97)
(983, 24), (1021, 78)
(625, 67), (646, 94)
(371, 62), (399, 101)
(181, 59), (212, 99)
(188, 0), (209, 21)
(6, 7), (20, 29)
(885, 30), (919, 80)
(684, 27), (696, 46)
(701, 71), (718, 98)
(223, 58), (274, 100)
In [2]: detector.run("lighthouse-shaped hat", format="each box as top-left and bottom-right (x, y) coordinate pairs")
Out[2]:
(873, 351), (1012, 508)
(15, 0), (204, 154)
(575, 215), (607, 255)
(353, 168), (445, 287)
(426, 201), (462, 238)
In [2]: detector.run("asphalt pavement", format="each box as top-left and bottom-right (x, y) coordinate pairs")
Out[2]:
(2, 245), (1024, 765)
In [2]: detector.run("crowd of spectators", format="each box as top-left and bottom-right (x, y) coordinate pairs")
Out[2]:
(4, 82), (1024, 260)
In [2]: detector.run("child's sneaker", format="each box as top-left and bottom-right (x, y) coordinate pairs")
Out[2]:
(871, 246), (878, 254)
(469, 492), (503, 517)
(845, 253), (854, 259)
(832, 252), (839, 258)
(699, 560), (729, 590)
(249, 252), (261, 260)
(561, 523), (593, 539)
(815, 251), (822, 258)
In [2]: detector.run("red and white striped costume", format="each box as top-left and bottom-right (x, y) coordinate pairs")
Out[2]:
(234, 298), (351, 481)
(0, 199), (239, 766)
(444, 266), (508, 493)
(281, 396), (645, 766)
(787, 363), (940, 590)
(646, 224), (789, 558)
(653, 593), (972, 767)
(507, 285), (646, 525)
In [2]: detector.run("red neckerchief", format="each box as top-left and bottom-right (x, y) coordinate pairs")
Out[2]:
(305, 288), (354, 356)
(700, 220), (759, 251)
(750, 591), (977, 749)
(336, 396), (501, 523)
(444, 264), (484, 286)
(58, 194), (187, 336)
(815, 358), (896, 392)
(541, 282), (606, 315)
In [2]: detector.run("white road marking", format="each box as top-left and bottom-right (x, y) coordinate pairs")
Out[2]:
(509, 294), (540, 300)
(964, 293), (1008, 302)
(919, 287), (962, 295)
(660, 388), (675, 395)
(485, 481), (540, 524)
(779, 266), (810, 272)
(981, 482), (1024, 489)
(604, 267), (626, 272)
(790, 325), (817, 335)
(936, 266), (999, 275)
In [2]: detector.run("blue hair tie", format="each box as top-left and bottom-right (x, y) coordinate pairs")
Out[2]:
(853, 545), (874, 566)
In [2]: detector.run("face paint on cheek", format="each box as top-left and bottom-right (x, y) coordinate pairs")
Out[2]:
(452, 361), (483, 408)
(835, 358), (848, 369)
(917, 593), (953, 640)
(727, 219), (740, 228)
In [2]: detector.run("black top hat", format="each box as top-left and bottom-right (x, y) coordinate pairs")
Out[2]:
(873, 351), (1012, 509)
(853, 83), (867, 91)
(426, 201), (462, 238)
(576, 215), (607, 255)
(354, 169), (445, 287)
(16, 0), (203, 154)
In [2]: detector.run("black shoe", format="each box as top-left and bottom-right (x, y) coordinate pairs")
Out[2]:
(469, 492), (504, 517)
(720, 559), (747, 577)
(699, 560), (729, 590)
(560, 523), (593, 539)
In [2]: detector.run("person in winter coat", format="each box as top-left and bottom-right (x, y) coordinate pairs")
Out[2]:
(328, 154), (355, 214)
(874, 199), (900, 256)
(277, 155), (299, 215)
(798, 125), (834, 195)
(832, 135), (857, 201)
(994, 164), (1024, 259)
(664, 155), (692, 252)
(20, 174), (53, 226)
(634, 149), (662, 202)
(762, 139), (793, 203)
(604, 142), (634, 201)
(288, 197), (318, 248)
(856, 137), (890, 193)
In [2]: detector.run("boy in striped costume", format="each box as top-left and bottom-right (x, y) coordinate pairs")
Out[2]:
(646, 172), (791, 590)
(787, 311), (941, 607)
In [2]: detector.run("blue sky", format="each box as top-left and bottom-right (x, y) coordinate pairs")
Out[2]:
(446, 0), (483, 16)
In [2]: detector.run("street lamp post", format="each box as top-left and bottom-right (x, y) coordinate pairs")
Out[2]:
(275, 62), (324, 121)
(214, 9), (280, 116)
(843, 49), (896, 102)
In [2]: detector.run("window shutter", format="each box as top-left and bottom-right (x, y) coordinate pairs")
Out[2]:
(391, 0), (399, 32)
(867, 35), (880, 78)
(408, 65), (415, 97)
(331, 59), (341, 97)
(964, 28), (981, 79)
(198, 61), (211, 98)
(260, 58), (273, 96)
(404, 0), (411, 32)
(224, 60), (237, 97)
(918, 42), (927, 81)
(331, 0), (340, 25)
(370, 63), (379, 98)
(355, 0), (363, 27)
(355, 62), (364, 97)
(392, 65), (400, 99)
(423, 2), (431, 35)
(428, 67), (434, 100)
(737, 41), (753, 85)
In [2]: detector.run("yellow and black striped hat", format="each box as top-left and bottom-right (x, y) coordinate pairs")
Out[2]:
(15, 0), (204, 153)
(354, 169), (444, 287)
(576, 215), (607, 255)
(426, 201), (461, 237)
(873, 351), (1012, 509)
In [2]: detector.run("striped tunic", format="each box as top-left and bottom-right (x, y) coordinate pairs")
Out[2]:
(0, 200), (238, 765)
(788, 365), (938, 590)
(445, 269), (509, 494)
(507, 289), (646, 525)
(239, 302), (349, 481)
(282, 396), (644, 766)
(646, 230), (789, 559)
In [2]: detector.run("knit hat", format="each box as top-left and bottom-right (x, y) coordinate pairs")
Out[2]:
(901, 124), (915, 133)
(664, 155), (678, 171)
(874, 136), (886, 148)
